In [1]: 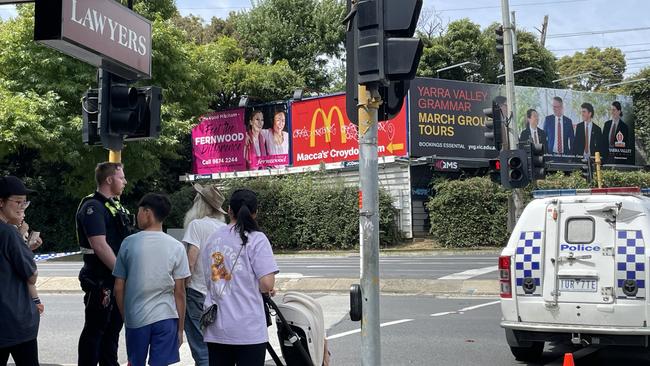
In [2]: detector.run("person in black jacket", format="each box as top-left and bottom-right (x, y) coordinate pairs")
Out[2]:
(601, 101), (630, 162)
(519, 109), (547, 148)
(77, 162), (133, 366)
(573, 103), (603, 158)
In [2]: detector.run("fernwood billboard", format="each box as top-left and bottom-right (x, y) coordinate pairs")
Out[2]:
(409, 78), (635, 165)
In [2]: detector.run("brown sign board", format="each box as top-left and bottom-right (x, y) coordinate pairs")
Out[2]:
(34, 0), (151, 79)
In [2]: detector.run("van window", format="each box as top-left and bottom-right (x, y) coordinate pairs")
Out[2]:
(565, 217), (595, 244)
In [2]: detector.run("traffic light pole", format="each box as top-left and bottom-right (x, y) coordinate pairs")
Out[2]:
(358, 84), (381, 366)
(501, 0), (525, 227)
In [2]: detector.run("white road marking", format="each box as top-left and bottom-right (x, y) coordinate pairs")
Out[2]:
(326, 319), (415, 340)
(437, 265), (498, 280)
(430, 300), (500, 317)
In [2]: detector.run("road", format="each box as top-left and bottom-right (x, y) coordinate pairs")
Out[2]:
(15, 293), (650, 366)
(38, 254), (499, 280)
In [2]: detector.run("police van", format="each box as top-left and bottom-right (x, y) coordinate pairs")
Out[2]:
(500, 187), (650, 361)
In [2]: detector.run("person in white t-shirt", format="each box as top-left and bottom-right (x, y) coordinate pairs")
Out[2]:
(181, 183), (227, 366)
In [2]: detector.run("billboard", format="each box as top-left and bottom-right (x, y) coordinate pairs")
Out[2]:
(191, 105), (290, 174)
(291, 94), (407, 167)
(409, 78), (635, 165)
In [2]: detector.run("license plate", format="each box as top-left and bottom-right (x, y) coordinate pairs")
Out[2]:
(559, 278), (598, 292)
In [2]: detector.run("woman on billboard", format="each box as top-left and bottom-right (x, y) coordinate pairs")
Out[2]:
(244, 110), (267, 170)
(261, 110), (289, 155)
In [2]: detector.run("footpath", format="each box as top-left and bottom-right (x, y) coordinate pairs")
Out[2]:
(36, 244), (501, 296)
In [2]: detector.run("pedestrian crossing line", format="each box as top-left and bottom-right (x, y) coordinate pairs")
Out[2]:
(326, 319), (414, 340)
(437, 265), (497, 280)
(430, 300), (500, 317)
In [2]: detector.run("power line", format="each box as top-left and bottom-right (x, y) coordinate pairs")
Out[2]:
(549, 42), (650, 52)
(627, 56), (650, 61)
(436, 0), (588, 12)
(548, 27), (650, 39)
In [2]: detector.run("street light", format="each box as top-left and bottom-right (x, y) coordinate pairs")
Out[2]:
(604, 78), (648, 89)
(552, 72), (596, 84)
(497, 67), (544, 79)
(436, 61), (480, 78)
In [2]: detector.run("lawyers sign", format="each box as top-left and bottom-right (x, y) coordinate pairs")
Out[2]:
(34, 0), (151, 79)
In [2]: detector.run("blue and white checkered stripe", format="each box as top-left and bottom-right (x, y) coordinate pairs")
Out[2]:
(616, 230), (646, 299)
(515, 231), (543, 296)
(34, 251), (81, 262)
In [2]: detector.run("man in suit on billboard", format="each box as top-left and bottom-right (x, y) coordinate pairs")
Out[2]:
(601, 101), (630, 162)
(519, 109), (547, 148)
(573, 102), (602, 158)
(543, 96), (574, 155)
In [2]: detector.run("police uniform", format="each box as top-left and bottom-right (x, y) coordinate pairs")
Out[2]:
(76, 192), (133, 366)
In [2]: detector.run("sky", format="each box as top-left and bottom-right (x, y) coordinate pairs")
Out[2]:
(1, 0), (648, 76)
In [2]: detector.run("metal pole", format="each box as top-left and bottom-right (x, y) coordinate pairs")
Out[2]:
(109, 150), (121, 163)
(501, 0), (525, 224)
(595, 152), (603, 188)
(358, 84), (381, 366)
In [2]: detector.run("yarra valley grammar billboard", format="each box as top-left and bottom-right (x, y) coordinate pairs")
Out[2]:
(409, 78), (635, 165)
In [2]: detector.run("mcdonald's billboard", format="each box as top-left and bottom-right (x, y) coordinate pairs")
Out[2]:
(290, 94), (407, 167)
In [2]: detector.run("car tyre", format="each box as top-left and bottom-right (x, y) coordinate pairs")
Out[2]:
(509, 341), (544, 361)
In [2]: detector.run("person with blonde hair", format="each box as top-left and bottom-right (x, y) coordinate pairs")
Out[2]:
(182, 184), (227, 366)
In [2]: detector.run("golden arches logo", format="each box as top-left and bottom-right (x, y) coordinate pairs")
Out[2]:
(310, 106), (348, 148)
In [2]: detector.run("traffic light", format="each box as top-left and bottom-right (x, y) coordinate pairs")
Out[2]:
(495, 25), (504, 55)
(344, 0), (417, 123)
(124, 86), (162, 142)
(81, 88), (100, 145)
(500, 149), (529, 189)
(528, 142), (546, 180)
(581, 156), (593, 184)
(483, 101), (503, 151)
(353, 0), (423, 86)
(94, 69), (162, 150)
(488, 158), (501, 184)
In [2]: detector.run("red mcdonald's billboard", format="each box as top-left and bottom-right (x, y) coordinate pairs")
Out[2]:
(291, 94), (407, 167)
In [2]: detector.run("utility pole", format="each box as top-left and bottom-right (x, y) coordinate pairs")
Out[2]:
(540, 15), (549, 47)
(358, 84), (382, 366)
(501, 0), (525, 224)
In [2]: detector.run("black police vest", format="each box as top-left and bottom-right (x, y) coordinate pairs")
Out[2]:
(76, 192), (134, 253)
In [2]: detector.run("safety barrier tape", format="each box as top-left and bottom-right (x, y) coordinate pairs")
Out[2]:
(34, 251), (81, 262)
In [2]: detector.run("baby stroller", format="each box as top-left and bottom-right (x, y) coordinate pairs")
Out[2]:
(264, 292), (327, 366)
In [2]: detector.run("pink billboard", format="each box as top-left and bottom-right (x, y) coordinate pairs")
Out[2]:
(192, 109), (247, 173)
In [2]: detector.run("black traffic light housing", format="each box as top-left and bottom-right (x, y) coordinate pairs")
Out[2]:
(345, 0), (417, 123)
(483, 101), (503, 151)
(581, 156), (593, 184)
(91, 69), (162, 150)
(528, 142), (546, 181)
(351, 0), (423, 86)
(495, 25), (504, 55)
(488, 158), (501, 184)
(82, 88), (101, 145)
(500, 149), (530, 189)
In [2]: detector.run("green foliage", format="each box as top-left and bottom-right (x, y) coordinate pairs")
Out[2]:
(556, 47), (626, 91)
(417, 19), (557, 87)
(167, 174), (400, 250)
(426, 177), (510, 247)
(232, 0), (345, 90)
(426, 171), (650, 248)
(624, 68), (650, 157)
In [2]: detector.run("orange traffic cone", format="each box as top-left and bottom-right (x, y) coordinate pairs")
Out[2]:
(562, 352), (575, 366)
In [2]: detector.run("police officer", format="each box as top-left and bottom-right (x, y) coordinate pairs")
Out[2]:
(77, 162), (133, 365)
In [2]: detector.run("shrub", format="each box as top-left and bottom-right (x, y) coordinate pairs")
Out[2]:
(168, 173), (400, 250)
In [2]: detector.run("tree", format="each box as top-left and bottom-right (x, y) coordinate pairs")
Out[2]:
(556, 47), (626, 91)
(417, 19), (558, 87)
(623, 68), (650, 161)
(232, 0), (345, 90)
(172, 14), (236, 45)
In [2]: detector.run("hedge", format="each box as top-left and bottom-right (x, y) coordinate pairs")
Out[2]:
(167, 173), (401, 250)
(426, 170), (650, 248)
